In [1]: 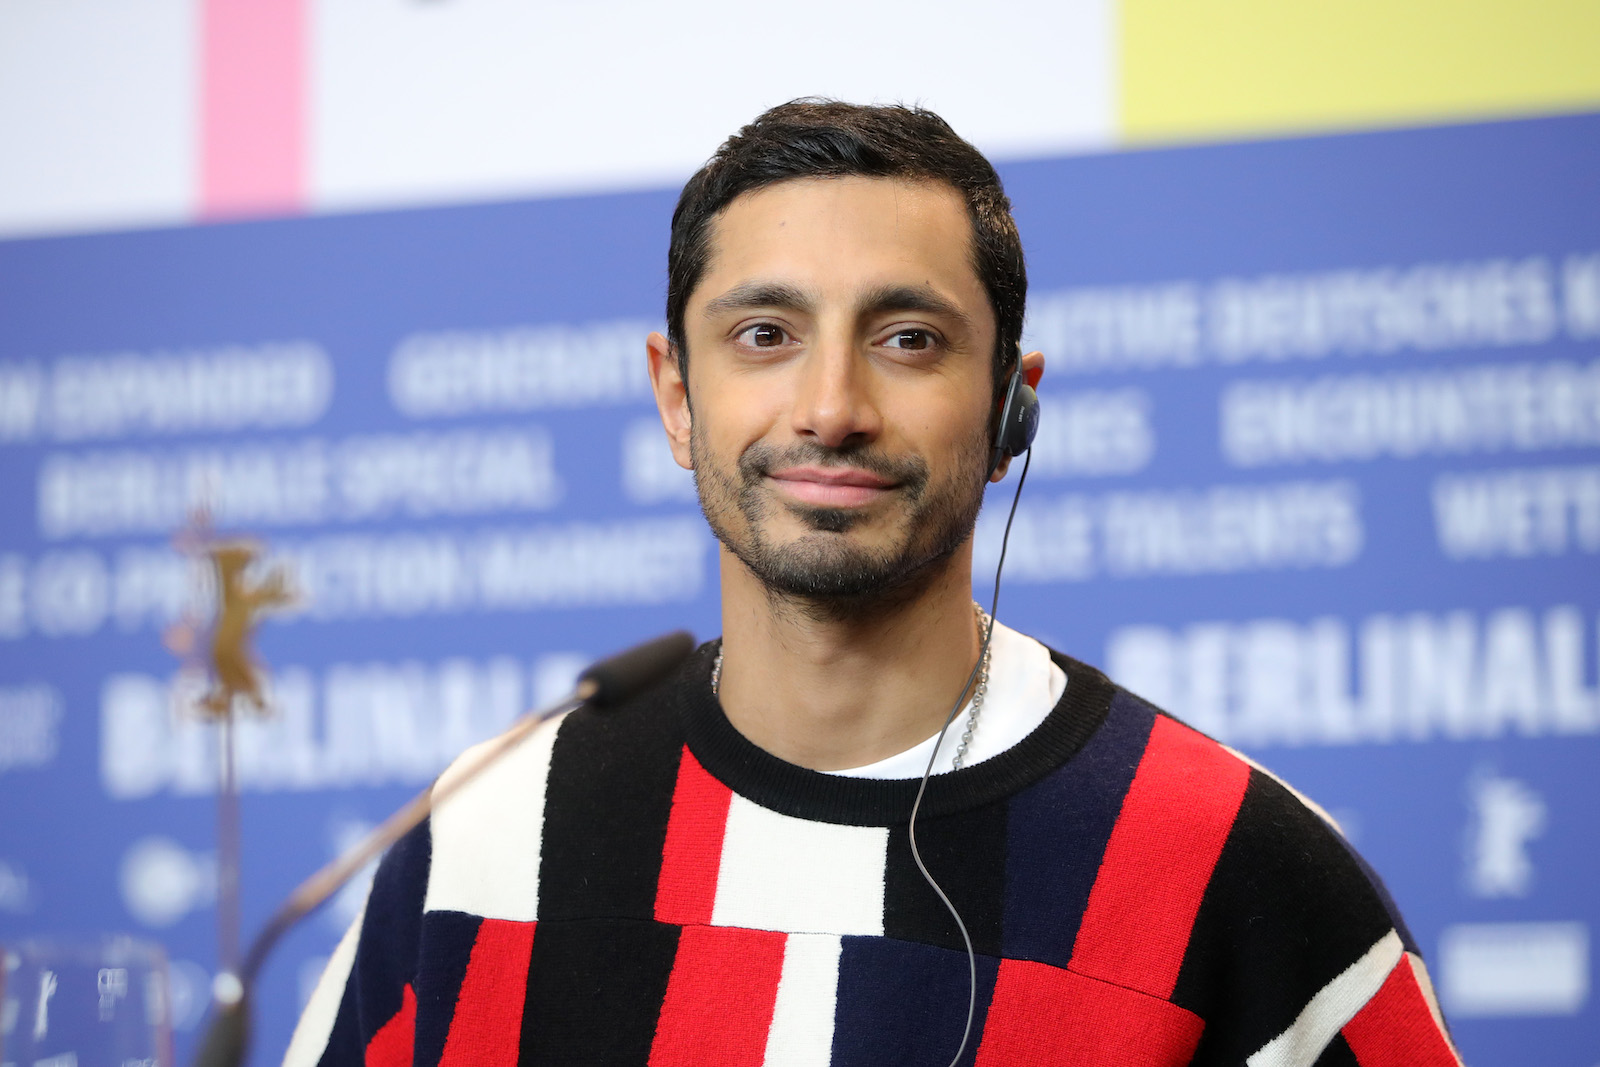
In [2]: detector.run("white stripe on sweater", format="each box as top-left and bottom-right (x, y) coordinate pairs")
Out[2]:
(283, 899), (365, 1067)
(713, 795), (888, 935)
(1247, 929), (1404, 1067)
(423, 712), (565, 920)
(762, 933), (843, 1067)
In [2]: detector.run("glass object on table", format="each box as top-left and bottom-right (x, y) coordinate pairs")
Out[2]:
(1, 936), (174, 1067)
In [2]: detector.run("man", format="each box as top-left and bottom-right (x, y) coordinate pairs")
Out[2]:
(288, 101), (1460, 1066)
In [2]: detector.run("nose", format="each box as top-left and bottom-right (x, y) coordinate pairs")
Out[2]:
(789, 336), (882, 449)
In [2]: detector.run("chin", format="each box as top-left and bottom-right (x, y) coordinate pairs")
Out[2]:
(787, 503), (869, 535)
(739, 523), (955, 608)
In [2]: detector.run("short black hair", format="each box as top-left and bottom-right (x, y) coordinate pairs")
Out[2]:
(667, 99), (1027, 396)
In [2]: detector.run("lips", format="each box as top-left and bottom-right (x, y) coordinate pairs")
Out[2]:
(766, 465), (896, 508)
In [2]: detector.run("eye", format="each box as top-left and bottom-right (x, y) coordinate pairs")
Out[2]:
(737, 323), (789, 348)
(882, 328), (936, 351)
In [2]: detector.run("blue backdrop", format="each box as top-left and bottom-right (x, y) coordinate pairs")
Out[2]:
(1, 111), (1596, 1065)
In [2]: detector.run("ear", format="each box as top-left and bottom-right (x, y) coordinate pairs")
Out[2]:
(647, 331), (694, 470)
(1021, 349), (1044, 391)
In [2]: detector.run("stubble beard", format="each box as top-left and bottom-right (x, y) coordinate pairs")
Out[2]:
(691, 418), (990, 618)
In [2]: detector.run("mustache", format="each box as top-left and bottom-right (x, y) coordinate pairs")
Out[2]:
(738, 441), (930, 495)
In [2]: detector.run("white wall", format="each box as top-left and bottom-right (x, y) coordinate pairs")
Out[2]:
(0, 0), (1114, 238)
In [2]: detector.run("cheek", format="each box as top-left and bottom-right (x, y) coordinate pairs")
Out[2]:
(711, 379), (788, 443)
(693, 400), (773, 468)
(899, 392), (988, 453)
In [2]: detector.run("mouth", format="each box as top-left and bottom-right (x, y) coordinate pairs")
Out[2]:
(765, 465), (897, 509)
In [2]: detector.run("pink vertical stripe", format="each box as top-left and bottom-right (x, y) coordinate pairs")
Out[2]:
(199, 0), (307, 219)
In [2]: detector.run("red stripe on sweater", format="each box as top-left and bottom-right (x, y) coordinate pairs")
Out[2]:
(647, 924), (787, 1066)
(1069, 714), (1251, 999)
(976, 958), (1204, 1066)
(365, 983), (416, 1067)
(1342, 956), (1460, 1067)
(654, 747), (734, 925)
(439, 919), (537, 1067)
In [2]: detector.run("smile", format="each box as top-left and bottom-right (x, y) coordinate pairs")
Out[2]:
(766, 465), (897, 509)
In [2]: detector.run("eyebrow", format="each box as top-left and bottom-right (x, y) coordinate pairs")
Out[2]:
(700, 281), (974, 331)
(700, 282), (815, 318)
(857, 283), (974, 331)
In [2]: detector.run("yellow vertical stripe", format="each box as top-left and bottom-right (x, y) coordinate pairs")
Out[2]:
(1121, 0), (1600, 142)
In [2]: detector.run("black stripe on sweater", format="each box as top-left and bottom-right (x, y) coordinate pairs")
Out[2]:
(1175, 769), (1395, 1067)
(518, 917), (681, 1067)
(883, 799), (1008, 956)
(1315, 1034), (1363, 1066)
(536, 694), (684, 922)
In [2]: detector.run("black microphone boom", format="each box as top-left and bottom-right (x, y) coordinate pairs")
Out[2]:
(577, 629), (697, 708)
(191, 630), (696, 1067)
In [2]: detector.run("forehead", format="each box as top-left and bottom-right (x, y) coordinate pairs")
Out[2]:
(696, 176), (985, 310)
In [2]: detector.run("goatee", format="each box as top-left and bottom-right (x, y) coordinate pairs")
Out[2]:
(691, 425), (989, 614)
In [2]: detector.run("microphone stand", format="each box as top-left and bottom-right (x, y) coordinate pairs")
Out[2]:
(190, 630), (696, 1067)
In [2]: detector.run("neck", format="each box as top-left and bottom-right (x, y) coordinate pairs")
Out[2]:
(715, 543), (982, 771)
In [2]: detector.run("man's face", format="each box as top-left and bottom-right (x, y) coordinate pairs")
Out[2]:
(672, 176), (998, 606)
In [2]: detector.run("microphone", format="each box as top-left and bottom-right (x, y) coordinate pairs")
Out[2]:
(191, 630), (697, 1067)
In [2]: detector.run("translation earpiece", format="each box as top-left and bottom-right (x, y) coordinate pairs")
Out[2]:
(919, 359), (1040, 1067)
(987, 367), (1040, 478)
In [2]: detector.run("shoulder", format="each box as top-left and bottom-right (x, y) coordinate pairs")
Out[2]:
(432, 708), (570, 812)
(1082, 681), (1420, 984)
(1125, 679), (1395, 920)
(1028, 651), (1260, 819)
(1060, 681), (1445, 1057)
(427, 652), (695, 848)
(1031, 657), (1392, 920)
(1039, 650), (1345, 837)
(421, 665), (695, 918)
(1110, 677), (1382, 900)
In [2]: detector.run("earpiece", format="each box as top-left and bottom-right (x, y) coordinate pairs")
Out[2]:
(987, 365), (1040, 478)
(913, 357), (1040, 1067)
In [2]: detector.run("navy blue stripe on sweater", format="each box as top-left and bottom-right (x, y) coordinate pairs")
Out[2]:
(832, 936), (1001, 1067)
(413, 910), (481, 1067)
(1000, 689), (1156, 969)
(317, 815), (432, 1067)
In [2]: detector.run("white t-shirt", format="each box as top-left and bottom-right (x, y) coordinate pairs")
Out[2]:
(823, 620), (1067, 779)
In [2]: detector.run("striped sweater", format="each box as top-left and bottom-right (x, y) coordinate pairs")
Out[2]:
(287, 642), (1461, 1067)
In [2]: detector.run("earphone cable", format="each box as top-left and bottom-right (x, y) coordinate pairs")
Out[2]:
(907, 447), (1031, 1067)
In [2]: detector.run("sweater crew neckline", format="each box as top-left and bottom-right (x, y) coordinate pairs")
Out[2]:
(674, 639), (1115, 826)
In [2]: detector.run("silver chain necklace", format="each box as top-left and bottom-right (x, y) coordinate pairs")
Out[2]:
(709, 600), (994, 772)
(952, 601), (993, 770)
